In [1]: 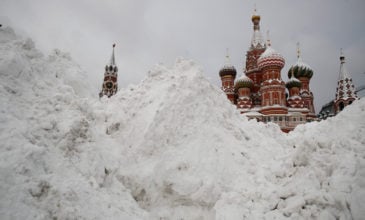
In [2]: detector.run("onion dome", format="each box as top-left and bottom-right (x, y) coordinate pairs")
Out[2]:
(257, 41), (285, 69)
(251, 6), (261, 22)
(105, 44), (118, 75)
(286, 76), (302, 89)
(235, 74), (253, 89)
(288, 43), (313, 79)
(219, 49), (237, 77)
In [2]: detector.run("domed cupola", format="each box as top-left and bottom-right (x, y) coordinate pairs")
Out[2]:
(219, 52), (237, 78)
(257, 36), (285, 70)
(288, 43), (313, 79)
(286, 76), (302, 89)
(235, 74), (253, 90)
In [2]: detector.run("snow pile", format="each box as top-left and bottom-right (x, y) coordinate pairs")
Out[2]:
(0, 26), (146, 220)
(1, 26), (364, 220)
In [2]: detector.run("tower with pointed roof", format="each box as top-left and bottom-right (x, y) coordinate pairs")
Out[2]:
(99, 44), (118, 98)
(219, 49), (237, 103)
(245, 7), (266, 106)
(334, 49), (358, 113)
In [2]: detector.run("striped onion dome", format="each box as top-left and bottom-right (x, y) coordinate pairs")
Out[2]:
(257, 46), (285, 69)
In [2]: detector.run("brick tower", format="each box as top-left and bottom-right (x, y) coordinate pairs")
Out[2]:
(257, 37), (287, 115)
(334, 49), (358, 113)
(245, 8), (266, 106)
(235, 73), (254, 112)
(219, 49), (237, 103)
(99, 44), (118, 98)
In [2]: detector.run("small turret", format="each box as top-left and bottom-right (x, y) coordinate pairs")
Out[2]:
(219, 49), (237, 103)
(235, 74), (253, 111)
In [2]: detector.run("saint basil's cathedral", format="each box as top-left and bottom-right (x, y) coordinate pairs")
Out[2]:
(97, 9), (359, 132)
(219, 9), (316, 132)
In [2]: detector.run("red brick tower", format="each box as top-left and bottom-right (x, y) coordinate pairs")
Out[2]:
(288, 43), (315, 119)
(257, 37), (287, 115)
(334, 49), (358, 113)
(219, 49), (237, 103)
(99, 44), (118, 98)
(245, 8), (266, 106)
(235, 73), (253, 112)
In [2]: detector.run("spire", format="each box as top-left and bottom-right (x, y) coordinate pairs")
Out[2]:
(225, 48), (231, 66)
(296, 42), (301, 59)
(110, 43), (116, 66)
(340, 48), (345, 63)
(339, 49), (350, 80)
(250, 5), (264, 49)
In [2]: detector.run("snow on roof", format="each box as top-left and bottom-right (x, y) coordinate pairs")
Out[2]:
(294, 58), (312, 70)
(243, 111), (263, 116)
(260, 46), (284, 59)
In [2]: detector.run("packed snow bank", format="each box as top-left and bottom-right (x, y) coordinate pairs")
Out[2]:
(1, 26), (364, 220)
(0, 26), (146, 220)
(286, 100), (365, 220)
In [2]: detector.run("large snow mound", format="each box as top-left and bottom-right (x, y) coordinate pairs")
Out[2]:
(0, 26), (364, 220)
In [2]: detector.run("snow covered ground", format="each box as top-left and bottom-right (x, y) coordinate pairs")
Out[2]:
(0, 26), (364, 220)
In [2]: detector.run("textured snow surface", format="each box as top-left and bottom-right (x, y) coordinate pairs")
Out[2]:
(1, 27), (365, 220)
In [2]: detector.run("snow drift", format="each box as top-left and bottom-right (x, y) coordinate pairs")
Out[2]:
(0, 26), (364, 220)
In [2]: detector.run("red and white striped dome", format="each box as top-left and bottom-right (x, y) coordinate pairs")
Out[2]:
(257, 47), (285, 69)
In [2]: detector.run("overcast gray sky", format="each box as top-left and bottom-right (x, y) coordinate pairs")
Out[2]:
(1, 0), (365, 112)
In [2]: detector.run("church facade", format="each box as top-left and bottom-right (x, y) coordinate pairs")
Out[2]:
(219, 10), (316, 132)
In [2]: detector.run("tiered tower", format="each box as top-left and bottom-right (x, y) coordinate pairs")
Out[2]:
(245, 8), (266, 106)
(334, 49), (358, 113)
(257, 36), (287, 115)
(288, 43), (315, 119)
(99, 44), (118, 98)
(219, 49), (237, 103)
